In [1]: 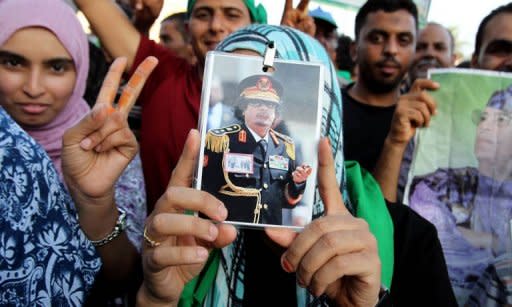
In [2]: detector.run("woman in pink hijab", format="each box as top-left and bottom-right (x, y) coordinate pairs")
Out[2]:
(0, 0), (146, 252)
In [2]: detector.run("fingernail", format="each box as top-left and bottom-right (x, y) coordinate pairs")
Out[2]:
(95, 144), (102, 152)
(80, 138), (91, 150)
(281, 255), (294, 273)
(196, 247), (208, 260)
(217, 202), (227, 219)
(209, 224), (218, 240)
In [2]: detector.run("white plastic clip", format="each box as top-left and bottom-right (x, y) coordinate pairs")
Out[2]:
(262, 41), (276, 72)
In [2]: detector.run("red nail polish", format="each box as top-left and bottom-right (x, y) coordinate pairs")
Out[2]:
(281, 256), (294, 273)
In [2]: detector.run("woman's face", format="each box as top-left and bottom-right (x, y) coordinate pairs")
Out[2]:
(0, 27), (76, 127)
(475, 106), (512, 177)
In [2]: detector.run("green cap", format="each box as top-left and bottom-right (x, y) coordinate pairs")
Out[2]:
(187, 0), (267, 24)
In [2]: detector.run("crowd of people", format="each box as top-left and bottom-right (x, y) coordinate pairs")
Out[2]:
(0, 0), (511, 306)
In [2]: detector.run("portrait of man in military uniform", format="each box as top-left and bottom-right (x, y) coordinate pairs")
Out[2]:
(201, 75), (313, 226)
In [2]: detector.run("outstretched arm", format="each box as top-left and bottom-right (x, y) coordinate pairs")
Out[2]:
(75, 0), (145, 71)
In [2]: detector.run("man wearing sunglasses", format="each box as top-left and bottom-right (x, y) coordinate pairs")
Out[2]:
(202, 75), (311, 225)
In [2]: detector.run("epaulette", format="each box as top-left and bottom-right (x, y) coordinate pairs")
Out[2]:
(205, 124), (241, 153)
(270, 129), (295, 160)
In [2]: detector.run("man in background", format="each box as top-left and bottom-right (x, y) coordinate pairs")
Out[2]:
(309, 6), (338, 64)
(158, 12), (197, 65)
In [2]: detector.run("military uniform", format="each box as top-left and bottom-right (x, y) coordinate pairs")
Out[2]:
(202, 123), (305, 225)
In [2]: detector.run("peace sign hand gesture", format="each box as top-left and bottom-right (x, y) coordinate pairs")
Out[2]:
(62, 56), (157, 208)
(281, 0), (316, 36)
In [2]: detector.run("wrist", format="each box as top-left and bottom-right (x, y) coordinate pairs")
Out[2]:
(136, 282), (178, 307)
(383, 137), (408, 155)
(76, 197), (119, 240)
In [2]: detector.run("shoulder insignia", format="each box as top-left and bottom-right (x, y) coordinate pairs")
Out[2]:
(270, 129), (295, 160)
(205, 124), (241, 153)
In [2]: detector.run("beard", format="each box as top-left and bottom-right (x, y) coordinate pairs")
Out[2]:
(359, 57), (407, 94)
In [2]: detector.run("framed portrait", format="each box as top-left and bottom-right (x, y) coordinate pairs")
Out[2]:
(405, 68), (512, 303)
(194, 51), (324, 229)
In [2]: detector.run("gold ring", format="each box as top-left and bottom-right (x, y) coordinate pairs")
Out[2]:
(143, 225), (161, 248)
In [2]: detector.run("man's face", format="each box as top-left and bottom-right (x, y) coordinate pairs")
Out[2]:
(475, 106), (512, 178)
(243, 101), (276, 131)
(355, 9), (416, 93)
(188, 0), (251, 65)
(472, 12), (512, 72)
(159, 20), (187, 55)
(410, 23), (454, 81)
(314, 21), (338, 64)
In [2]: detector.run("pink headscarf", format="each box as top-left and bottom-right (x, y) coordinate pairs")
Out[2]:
(0, 0), (90, 177)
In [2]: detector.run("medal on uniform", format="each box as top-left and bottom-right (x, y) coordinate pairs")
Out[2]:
(269, 155), (289, 170)
(239, 130), (247, 143)
(224, 153), (254, 174)
(203, 155), (209, 167)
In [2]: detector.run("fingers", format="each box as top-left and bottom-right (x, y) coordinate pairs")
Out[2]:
(148, 213), (221, 243)
(95, 57), (128, 112)
(145, 245), (209, 270)
(79, 111), (129, 151)
(265, 227), (298, 248)
(155, 186), (227, 220)
(410, 78), (440, 93)
(169, 129), (201, 188)
(282, 215), (370, 272)
(297, 0), (310, 13)
(118, 56), (158, 116)
(317, 138), (347, 215)
(295, 228), (377, 292)
(309, 250), (380, 298)
(284, 0), (293, 12)
(64, 103), (109, 147)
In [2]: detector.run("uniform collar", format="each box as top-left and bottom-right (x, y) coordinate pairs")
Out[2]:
(246, 125), (269, 143)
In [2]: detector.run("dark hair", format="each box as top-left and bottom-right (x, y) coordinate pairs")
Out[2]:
(161, 12), (188, 40)
(336, 34), (356, 72)
(354, 0), (418, 40)
(474, 3), (512, 56)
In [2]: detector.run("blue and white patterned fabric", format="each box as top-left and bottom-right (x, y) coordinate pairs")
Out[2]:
(0, 107), (101, 306)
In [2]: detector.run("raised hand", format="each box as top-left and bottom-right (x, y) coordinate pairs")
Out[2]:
(281, 0), (316, 36)
(62, 56), (157, 205)
(292, 164), (313, 184)
(137, 130), (237, 306)
(387, 79), (439, 147)
(266, 138), (381, 306)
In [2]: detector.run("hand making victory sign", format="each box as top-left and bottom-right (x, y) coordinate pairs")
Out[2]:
(62, 56), (158, 209)
(281, 0), (316, 37)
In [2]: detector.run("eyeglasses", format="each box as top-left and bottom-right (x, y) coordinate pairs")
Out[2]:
(248, 101), (277, 108)
(472, 109), (512, 126)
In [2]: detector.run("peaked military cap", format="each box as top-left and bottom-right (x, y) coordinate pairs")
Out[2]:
(237, 75), (284, 105)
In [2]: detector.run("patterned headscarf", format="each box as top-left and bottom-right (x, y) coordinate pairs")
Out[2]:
(187, 0), (268, 24)
(0, 0), (90, 178)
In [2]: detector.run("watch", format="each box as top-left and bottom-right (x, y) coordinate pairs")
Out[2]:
(90, 208), (127, 247)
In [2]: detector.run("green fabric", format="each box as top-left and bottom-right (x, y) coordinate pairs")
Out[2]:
(187, 0), (268, 24)
(345, 161), (394, 289)
(179, 161), (394, 306)
(337, 70), (352, 82)
(178, 249), (221, 307)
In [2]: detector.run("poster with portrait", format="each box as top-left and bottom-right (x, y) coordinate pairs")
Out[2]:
(195, 51), (324, 230)
(404, 68), (512, 304)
